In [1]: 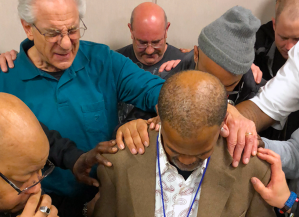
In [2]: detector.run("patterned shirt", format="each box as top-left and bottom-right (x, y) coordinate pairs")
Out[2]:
(155, 129), (207, 217)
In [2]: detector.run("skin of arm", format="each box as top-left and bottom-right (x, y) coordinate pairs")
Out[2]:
(236, 100), (276, 132)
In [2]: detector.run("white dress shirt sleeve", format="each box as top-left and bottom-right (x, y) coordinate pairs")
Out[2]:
(250, 42), (299, 130)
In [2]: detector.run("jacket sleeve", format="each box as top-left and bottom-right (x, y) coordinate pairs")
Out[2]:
(93, 165), (116, 217)
(245, 167), (276, 217)
(263, 128), (299, 179)
(40, 122), (84, 170)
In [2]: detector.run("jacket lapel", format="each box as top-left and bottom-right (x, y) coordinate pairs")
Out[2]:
(127, 130), (159, 217)
(197, 137), (235, 217)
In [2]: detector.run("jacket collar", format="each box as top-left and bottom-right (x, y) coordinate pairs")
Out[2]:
(197, 136), (235, 217)
(17, 39), (89, 81)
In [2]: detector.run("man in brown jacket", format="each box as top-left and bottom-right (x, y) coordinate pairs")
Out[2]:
(93, 70), (275, 217)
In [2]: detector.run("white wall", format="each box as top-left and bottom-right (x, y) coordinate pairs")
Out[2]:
(0, 0), (275, 53)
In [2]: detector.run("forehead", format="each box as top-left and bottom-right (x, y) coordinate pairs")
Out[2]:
(133, 20), (165, 40)
(161, 123), (219, 155)
(276, 13), (299, 36)
(34, 0), (79, 28)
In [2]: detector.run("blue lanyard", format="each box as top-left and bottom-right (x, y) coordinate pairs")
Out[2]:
(157, 135), (210, 217)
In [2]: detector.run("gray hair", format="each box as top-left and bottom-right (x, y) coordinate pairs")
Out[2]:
(18, 0), (86, 24)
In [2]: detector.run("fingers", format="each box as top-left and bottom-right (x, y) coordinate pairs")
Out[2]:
(35, 194), (53, 217)
(0, 53), (8, 72)
(159, 62), (168, 72)
(77, 174), (100, 187)
(116, 130), (125, 150)
(179, 48), (192, 53)
(122, 125), (137, 154)
(10, 50), (18, 60)
(129, 123), (145, 154)
(241, 134), (258, 164)
(220, 124), (229, 138)
(251, 177), (268, 198)
(173, 60), (181, 68)
(4, 51), (14, 69)
(251, 63), (262, 84)
(137, 120), (150, 148)
(48, 205), (58, 217)
(20, 190), (42, 216)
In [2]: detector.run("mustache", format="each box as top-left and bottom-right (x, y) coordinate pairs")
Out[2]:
(140, 51), (160, 57)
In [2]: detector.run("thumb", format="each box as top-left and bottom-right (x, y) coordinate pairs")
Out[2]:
(251, 177), (267, 196)
(220, 124), (229, 137)
(78, 175), (100, 187)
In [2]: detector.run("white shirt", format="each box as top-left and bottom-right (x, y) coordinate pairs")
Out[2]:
(155, 129), (207, 217)
(250, 42), (299, 130)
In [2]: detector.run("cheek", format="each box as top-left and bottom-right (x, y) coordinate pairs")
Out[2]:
(0, 189), (28, 211)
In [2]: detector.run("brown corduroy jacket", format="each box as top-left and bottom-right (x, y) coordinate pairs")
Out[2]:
(93, 130), (275, 217)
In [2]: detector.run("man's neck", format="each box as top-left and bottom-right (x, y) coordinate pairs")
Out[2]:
(27, 46), (61, 72)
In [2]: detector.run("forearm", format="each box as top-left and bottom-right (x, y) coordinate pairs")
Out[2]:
(235, 100), (275, 132)
(40, 122), (84, 170)
(263, 128), (299, 179)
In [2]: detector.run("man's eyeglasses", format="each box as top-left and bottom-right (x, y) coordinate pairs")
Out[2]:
(0, 159), (55, 195)
(32, 18), (87, 43)
(134, 31), (166, 49)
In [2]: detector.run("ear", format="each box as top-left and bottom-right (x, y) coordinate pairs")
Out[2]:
(155, 104), (159, 116)
(128, 23), (134, 39)
(220, 112), (229, 128)
(165, 22), (170, 38)
(194, 45), (199, 64)
(272, 17), (276, 32)
(21, 19), (34, 41)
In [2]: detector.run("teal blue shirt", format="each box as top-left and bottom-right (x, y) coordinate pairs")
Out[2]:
(0, 39), (164, 196)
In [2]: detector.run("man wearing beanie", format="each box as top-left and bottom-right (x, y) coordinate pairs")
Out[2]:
(93, 70), (275, 217)
(163, 6), (266, 106)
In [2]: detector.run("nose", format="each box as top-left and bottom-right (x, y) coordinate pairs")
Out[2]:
(24, 183), (41, 195)
(178, 155), (197, 165)
(145, 45), (155, 55)
(286, 39), (297, 51)
(59, 34), (72, 50)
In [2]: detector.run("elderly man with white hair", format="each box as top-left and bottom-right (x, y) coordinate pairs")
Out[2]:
(0, 0), (164, 216)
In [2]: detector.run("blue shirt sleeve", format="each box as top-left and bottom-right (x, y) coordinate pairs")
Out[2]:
(111, 50), (164, 112)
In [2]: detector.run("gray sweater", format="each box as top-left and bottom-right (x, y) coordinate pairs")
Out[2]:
(263, 128), (299, 179)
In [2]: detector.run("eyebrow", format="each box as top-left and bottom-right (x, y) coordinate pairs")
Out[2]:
(136, 37), (164, 44)
(44, 25), (78, 33)
(167, 144), (213, 157)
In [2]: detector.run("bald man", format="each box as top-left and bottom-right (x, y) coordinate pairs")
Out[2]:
(116, 2), (186, 122)
(0, 93), (58, 217)
(93, 71), (275, 217)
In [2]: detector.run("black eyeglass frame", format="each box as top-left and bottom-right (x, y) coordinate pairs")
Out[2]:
(0, 159), (55, 195)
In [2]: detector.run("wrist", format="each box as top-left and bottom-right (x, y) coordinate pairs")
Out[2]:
(279, 191), (298, 214)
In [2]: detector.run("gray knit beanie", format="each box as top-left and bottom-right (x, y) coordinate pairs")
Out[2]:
(198, 6), (261, 75)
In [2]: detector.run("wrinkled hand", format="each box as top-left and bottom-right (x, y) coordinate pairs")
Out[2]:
(116, 119), (149, 155)
(0, 50), (18, 72)
(18, 190), (58, 217)
(251, 63), (263, 84)
(159, 60), (181, 72)
(73, 140), (118, 187)
(179, 48), (192, 53)
(251, 148), (290, 209)
(220, 104), (258, 167)
(147, 115), (160, 131)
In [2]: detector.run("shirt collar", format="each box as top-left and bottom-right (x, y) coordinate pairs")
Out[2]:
(157, 127), (207, 178)
(16, 39), (89, 81)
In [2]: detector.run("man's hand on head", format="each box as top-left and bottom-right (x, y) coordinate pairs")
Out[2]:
(159, 60), (181, 72)
(116, 119), (149, 155)
(251, 148), (291, 209)
(251, 63), (263, 84)
(17, 190), (58, 217)
(72, 140), (118, 187)
(0, 50), (18, 72)
(220, 104), (258, 167)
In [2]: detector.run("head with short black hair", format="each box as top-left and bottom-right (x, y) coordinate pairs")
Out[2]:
(157, 70), (227, 171)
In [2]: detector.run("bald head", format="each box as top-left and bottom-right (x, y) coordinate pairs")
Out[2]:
(158, 71), (227, 138)
(130, 2), (167, 31)
(276, 0), (299, 22)
(0, 93), (49, 162)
